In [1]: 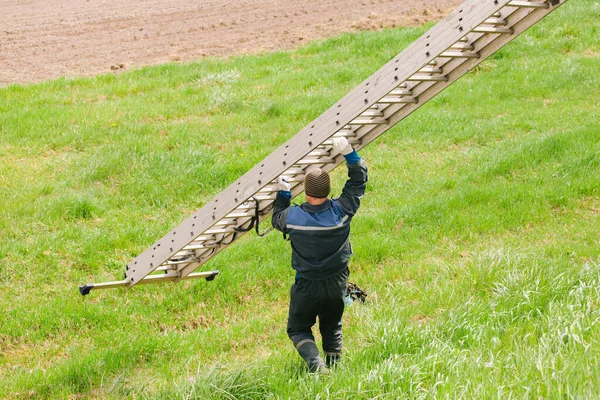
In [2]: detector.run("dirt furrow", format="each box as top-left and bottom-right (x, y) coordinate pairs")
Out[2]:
(0, 0), (459, 85)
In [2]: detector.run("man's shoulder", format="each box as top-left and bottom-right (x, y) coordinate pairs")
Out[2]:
(286, 204), (304, 219)
(330, 198), (345, 211)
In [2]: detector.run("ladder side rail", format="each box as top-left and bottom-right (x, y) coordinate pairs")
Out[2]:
(125, 0), (513, 287)
(357, 0), (569, 154)
(172, 0), (569, 281)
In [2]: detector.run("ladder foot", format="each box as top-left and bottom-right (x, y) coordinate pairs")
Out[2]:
(205, 271), (220, 281)
(79, 284), (94, 296)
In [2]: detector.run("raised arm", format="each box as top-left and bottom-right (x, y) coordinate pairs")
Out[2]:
(271, 176), (292, 233)
(332, 137), (368, 217)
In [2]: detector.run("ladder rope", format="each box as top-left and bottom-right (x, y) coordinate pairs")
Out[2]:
(253, 196), (275, 238)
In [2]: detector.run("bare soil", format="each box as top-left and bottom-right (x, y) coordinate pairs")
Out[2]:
(0, 0), (460, 85)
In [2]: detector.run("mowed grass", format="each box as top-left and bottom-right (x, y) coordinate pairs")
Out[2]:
(1, 1), (599, 398)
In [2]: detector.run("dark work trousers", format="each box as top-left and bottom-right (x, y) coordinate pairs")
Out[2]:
(287, 267), (349, 357)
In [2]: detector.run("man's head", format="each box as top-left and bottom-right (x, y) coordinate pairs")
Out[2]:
(304, 168), (330, 204)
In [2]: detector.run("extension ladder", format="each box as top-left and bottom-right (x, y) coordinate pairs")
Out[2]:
(80, 0), (569, 295)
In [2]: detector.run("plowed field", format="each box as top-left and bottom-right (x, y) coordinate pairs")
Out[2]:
(0, 0), (459, 85)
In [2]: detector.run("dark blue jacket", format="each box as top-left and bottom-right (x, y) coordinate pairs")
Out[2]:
(272, 157), (368, 280)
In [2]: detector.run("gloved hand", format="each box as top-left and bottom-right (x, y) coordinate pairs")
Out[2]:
(332, 137), (353, 156)
(275, 176), (291, 192)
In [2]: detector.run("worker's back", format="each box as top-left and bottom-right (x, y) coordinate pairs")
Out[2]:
(285, 198), (353, 279)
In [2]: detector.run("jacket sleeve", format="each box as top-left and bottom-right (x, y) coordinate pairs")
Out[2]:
(337, 158), (368, 217)
(272, 191), (291, 233)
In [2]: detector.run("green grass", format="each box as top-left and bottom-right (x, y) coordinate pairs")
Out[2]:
(1, 1), (599, 398)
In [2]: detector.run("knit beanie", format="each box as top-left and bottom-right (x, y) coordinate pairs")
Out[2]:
(304, 168), (331, 198)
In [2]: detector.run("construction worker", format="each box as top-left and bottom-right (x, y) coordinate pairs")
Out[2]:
(272, 137), (368, 373)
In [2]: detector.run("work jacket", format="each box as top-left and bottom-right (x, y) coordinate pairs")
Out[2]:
(272, 158), (368, 280)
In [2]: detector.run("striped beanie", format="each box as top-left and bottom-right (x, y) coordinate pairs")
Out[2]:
(304, 168), (331, 199)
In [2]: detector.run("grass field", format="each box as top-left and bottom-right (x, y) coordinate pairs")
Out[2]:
(1, 1), (599, 398)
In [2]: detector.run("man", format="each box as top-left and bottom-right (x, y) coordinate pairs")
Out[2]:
(272, 137), (368, 373)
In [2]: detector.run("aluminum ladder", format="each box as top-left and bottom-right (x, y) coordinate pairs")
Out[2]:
(80, 0), (569, 295)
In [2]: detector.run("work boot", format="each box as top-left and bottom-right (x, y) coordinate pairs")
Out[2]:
(296, 339), (326, 373)
(325, 352), (341, 368)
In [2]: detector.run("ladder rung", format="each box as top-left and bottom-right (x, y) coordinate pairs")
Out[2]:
(235, 204), (257, 211)
(168, 249), (213, 264)
(493, 11), (502, 17)
(262, 180), (298, 191)
(167, 258), (197, 265)
(215, 218), (237, 226)
(174, 247), (193, 254)
(507, 1), (549, 8)
(226, 211), (255, 219)
(170, 251), (192, 260)
(378, 96), (418, 104)
(295, 158), (335, 165)
(252, 194), (277, 202)
(407, 74), (448, 82)
(205, 227), (238, 235)
(191, 234), (216, 241)
(349, 117), (388, 125)
(157, 265), (177, 271)
(389, 88), (413, 96)
(472, 26), (514, 34)
(418, 66), (442, 74)
(360, 109), (384, 117)
(308, 149), (331, 157)
(428, 60), (438, 66)
(484, 17), (508, 25)
(283, 167), (306, 175)
(439, 51), (479, 58)
(322, 138), (360, 146)
(450, 42), (474, 50)
(285, 175), (305, 182)
(227, 197), (275, 208)
(183, 243), (210, 250)
(260, 185), (284, 193)
(333, 130), (357, 138)
(458, 36), (469, 42)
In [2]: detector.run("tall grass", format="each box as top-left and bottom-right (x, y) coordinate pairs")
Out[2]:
(1, 0), (599, 398)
